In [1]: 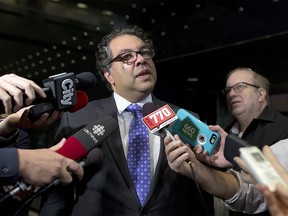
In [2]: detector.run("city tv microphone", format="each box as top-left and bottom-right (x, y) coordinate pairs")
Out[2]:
(0, 71), (97, 116)
(142, 102), (178, 140)
(56, 116), (117, 160)
(28, 90), (89, 121)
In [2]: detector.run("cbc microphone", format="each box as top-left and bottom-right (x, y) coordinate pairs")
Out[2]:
(56, 116), (117, 160)
(46, 147), (104, 188)
(1, 116), (116, 203)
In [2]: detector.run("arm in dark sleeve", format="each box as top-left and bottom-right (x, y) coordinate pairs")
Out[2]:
(0, 148), (19, 186)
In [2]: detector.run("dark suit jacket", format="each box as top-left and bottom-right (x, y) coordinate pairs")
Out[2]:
(40, 95), (214, 216)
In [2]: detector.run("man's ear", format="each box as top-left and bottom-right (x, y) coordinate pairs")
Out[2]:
(258, 88), (266, 102)
(103, 70), (114, 85)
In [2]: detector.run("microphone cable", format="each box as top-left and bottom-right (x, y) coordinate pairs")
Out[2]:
(14, 148), (104, 215)
(166, 129), (209, 216)
(14, 179), (60, 216)
(186, 160), (209, 216)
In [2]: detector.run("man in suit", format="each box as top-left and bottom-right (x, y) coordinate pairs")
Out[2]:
(39, 25), (214, 215)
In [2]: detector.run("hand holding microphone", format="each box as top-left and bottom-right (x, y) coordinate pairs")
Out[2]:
(0, 74), (46, 115)
(0, 72), (97, 121)
(28, 71), (96, 121)
(0, 115), (116, 204)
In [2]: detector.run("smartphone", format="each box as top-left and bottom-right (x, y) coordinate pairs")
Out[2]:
(171, 108), (220, 155)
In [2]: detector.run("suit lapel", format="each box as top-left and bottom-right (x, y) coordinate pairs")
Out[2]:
(98, 97), (141, 206)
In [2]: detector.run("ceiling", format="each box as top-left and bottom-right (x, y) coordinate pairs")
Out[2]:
(1, 0), (288, 113)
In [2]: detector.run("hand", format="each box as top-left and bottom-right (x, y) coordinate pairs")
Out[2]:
(193, 125), (232, 168)
(164, 134), (196, 178)
(234, 156), (257, 184)
(18, 138), (84, 186)
(0, 107), (62, 137)
(256, 184), (288, 216)
(0, 74), (46, 114)
(234, 145), (288, 185)
(262, 145), (288, 184)
(255, 146), (288, 216)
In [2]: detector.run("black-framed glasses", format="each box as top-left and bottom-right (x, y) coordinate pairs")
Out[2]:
(107, 47), (155, 65)
(222, 82), (260, 96)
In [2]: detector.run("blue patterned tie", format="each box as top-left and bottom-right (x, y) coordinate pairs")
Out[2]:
(126, 104), (150, 206)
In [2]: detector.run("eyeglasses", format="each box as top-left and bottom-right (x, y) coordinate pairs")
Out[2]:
(222, 82), (260, 96)
(107, 47), (155, 65)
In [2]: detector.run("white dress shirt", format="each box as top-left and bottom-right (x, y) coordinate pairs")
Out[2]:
(113, 92), (161, 178)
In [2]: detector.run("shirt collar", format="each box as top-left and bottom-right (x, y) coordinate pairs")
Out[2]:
(113, 92), (152, 115)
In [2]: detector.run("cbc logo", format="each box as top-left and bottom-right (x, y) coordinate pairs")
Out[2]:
(92, 124), (106, 136)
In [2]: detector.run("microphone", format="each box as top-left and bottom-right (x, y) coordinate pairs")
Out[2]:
(74, 71), (97, 90)
(142, 102), (178, 140)
(56, 116), (117, 160)
(52, 147), (104, 186)
(0, 71), (97, 116)
(27, 90), (89, 121)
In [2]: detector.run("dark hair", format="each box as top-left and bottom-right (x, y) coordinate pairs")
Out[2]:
(95, 25), (154, 91)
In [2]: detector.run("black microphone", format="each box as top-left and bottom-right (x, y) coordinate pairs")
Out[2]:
(0, 72), (97, 116)
(27, 72), (97, 121)
(27, 90), (89, 121)
(75, 71), (97, 91)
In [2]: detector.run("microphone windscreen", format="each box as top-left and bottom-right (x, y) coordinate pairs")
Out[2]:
(75, 72), (97, 90)
(70, 91), (88, 113)
(86, 148), (104, 166)
(56, 116), (117, 160)
(142, 102), (157, 116)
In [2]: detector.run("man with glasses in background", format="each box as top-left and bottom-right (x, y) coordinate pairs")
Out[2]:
(40, 25), (214, 216)
(164, 67), (288, 216)
(216, 67), (288, 216)
(221, 67), (288, 149)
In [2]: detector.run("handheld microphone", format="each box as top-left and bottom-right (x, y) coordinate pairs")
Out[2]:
(142, 103), (193, 165)
(0, 72), (97, 117)
(56, 116), (117, 160)
(0, 116), (116, 204)
(142, 102), (178, 140)
(74, 71), (97, 90)
(28, 90), (89, 121)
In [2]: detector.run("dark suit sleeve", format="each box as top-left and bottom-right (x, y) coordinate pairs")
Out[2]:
(0, 148), (19, 186)
(0, 129), (31, 186)
(39, 112), (76, 215)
